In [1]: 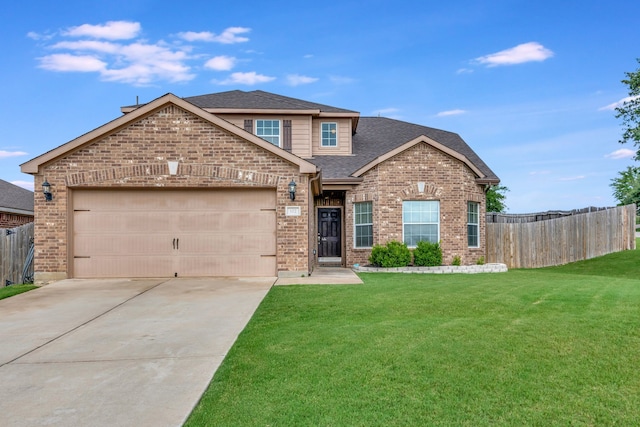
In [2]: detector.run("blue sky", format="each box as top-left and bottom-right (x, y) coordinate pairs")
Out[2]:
(1, 0), (639, 213)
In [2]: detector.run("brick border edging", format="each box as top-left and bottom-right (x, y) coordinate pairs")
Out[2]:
(354, 263), (508, 274)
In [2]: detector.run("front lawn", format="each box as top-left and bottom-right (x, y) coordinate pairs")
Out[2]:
(187, 247), (640, 426)
(0, 284), (37, 300)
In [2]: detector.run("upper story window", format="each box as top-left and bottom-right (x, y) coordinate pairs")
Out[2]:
(467, 201), (479, 248)
(256, 120), (280, 147)
(321, 122), (338, 147)
(403, 200), (440, 247)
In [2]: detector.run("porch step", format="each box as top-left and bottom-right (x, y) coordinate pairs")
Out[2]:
(318, 257), (342, 267)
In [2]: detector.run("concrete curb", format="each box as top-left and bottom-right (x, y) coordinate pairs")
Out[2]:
(355, 263), (508, 274)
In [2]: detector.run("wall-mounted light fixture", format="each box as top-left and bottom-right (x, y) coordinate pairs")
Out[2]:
(288, 179), (297, 201)
(42, 179), (52, 201)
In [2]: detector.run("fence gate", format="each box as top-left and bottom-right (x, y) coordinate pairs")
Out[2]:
(1, 222), (34, 286)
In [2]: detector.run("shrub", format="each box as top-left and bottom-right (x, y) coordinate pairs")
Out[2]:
(413, 241), (442, 267)
(476, 256), (485, 265)
(369, 241), (412, 268)
(452, 255), (461, 266)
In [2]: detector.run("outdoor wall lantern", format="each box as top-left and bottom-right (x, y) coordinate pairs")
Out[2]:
(42, 179), (52, 201)
(288, 179), (297, 201)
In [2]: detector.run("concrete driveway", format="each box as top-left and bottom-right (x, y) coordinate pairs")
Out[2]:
(0, 277), (274, 427)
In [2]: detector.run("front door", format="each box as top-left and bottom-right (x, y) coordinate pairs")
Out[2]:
(318, 208), (341, 257)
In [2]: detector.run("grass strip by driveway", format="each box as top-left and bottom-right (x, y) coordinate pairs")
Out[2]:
(187, 247), (640, 426)
(0, 284), (37, 300)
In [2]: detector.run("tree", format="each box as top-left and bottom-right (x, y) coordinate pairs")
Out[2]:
(486, 185), (509, 213)
(615, 59), (640, 159)
(610, 166), (640, 214)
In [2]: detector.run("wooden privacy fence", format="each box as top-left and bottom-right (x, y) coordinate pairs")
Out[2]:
(1, 222), (34, 286)
(486, 205), (636, 268)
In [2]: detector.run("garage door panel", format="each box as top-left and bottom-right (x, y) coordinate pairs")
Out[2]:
(179, 255), (276, 277)
(74, 235), (174, 256)
(179, 232), (276, 254)
(72, 189), (277, 278)
(74, 256), (175, 278)
(176, 211), (276, 232)
(74, 211), (172, 234)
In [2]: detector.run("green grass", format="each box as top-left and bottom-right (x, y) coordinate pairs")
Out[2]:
(0, 284), (37, 300)
(187, 246), (640, 426)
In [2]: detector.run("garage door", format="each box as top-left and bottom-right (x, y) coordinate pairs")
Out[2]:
(72, 189), (276, 278)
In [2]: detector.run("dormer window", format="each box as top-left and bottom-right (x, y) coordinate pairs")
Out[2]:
(321, 122), (338, 147)
(256, 120), (280, 147)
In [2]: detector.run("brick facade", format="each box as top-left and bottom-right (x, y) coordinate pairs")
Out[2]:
(345, 142), (486, 267)
(33, 104), (310, 282)
(0, 213), (34, 228)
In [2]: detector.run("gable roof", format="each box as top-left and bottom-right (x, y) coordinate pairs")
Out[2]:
(21, 93), (317, 175)
(0, 179), (34, 215)
(122, 90), (359, 118)
(309, 117), (499, 184)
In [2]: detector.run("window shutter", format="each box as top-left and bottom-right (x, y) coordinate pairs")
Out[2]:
(244, 119), (253, 133)
(283, 120), (292, 151)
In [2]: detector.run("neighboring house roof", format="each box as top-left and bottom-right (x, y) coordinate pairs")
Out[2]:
(21, 93), (317, 175)
(0, 179), (34, 215)
(310, 117), (499, 184)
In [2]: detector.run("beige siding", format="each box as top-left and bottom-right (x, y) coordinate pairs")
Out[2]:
(216, 114), (313, 158)
(311, 118), (352, 156)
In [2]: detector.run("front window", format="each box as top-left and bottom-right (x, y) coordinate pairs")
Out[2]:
(468, 202), (479, 247)
(321, 122), (338, 147)
(354, 202), (373, 248)
(403, 201), (439, 247)
(256, 120), (280, 146)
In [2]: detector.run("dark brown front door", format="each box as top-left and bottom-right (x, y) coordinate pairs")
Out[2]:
(318, 208), (341, 257)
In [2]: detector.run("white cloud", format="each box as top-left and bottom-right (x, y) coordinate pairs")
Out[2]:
(475, 42), (554, 67)
(63, 21), (141, 40)
(436, 109), (466, 117)
(0, 150), (28, 159)
(27, 31), (53, 41)
(217, 71), (275, 85)
(558, 175), (586, 181)
(38, 54), (107, 72)
(286, 74), (318, 86)
(529, 170), (552, 176)
(205, 55), (236, 71)
(599, 95), (640, 111)
(605, 148), (635, 159)
(32, 21), (254, 85)
(178, 27), (250, 44)
(11, 180), (34, 191)
(456, 68), (473, 74)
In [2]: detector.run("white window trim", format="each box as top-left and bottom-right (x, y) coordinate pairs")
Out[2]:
(354, 201), (373, 248)
(321, 122), (338, 147)
(255, 119), (281, 147)
(467, 201), (480, 248)
(402, 200), (440, 248)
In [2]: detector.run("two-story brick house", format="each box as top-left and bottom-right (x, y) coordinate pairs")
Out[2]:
(21, 90), (499, 283)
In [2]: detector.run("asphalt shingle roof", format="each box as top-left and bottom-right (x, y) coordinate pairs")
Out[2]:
(309, 117), (499, 181)
(183, 90), (357, 114)
(0, 179), (34, 213)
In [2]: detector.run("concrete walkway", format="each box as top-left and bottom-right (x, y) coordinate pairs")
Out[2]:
(274, 267), (363, 285)
(0, 277), (274, 427)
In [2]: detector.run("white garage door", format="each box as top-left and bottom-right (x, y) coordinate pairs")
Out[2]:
(72, 189), (276, 278)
